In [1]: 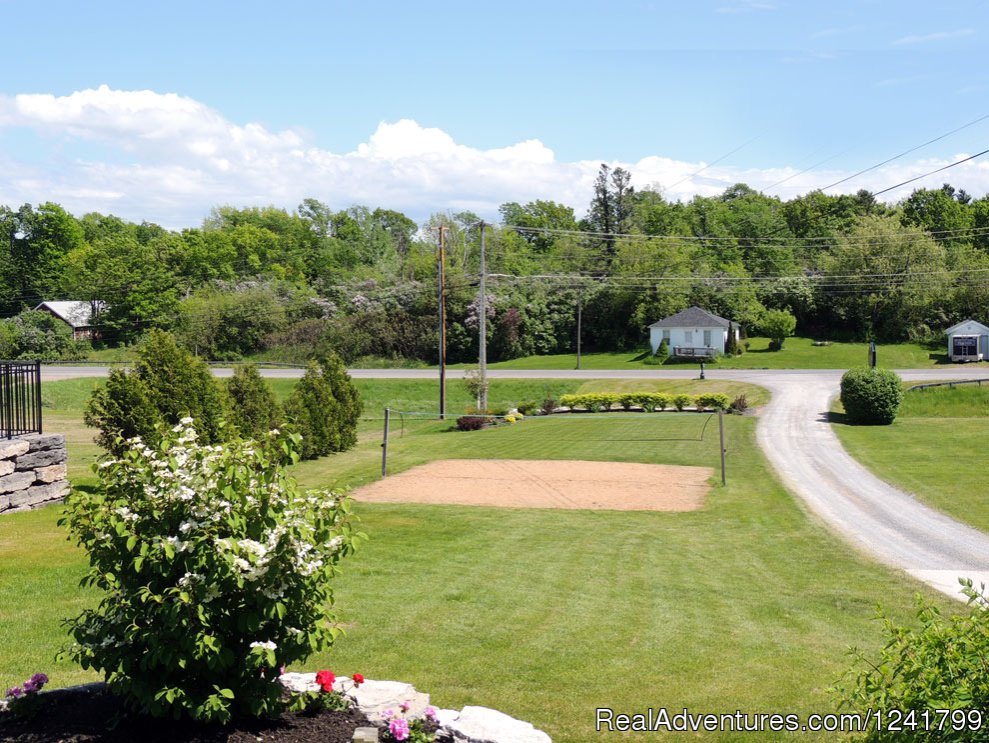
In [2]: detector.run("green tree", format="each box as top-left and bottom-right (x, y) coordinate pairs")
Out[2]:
(9, 202), (85, 308)
(901, 184), (974, 242)
(319, 352), (362, 451)
(61, 235), (179, 344)
(583, 164), (635, 268)
(284, 362), (338, 460)
(819, 215), (947, 341)
(226, 364), (282, 441)
(283, 353), (362, 459)
(760, 308), (797, 350)
(134, 330), (226, 444)
(83, 369), (164, 455)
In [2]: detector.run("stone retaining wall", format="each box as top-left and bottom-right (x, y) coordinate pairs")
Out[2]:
(0, 434), (69, 514)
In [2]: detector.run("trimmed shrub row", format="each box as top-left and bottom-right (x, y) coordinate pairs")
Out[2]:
(557, 392), (730, 412)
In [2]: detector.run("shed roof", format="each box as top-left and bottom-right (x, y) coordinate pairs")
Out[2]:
(649, 306), (733, 329)
(945, 318), (989, 336)
(34, 301), (100, 329)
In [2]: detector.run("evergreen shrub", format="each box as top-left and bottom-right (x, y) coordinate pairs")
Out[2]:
(226, 364), (283, 441)
(840, 368), (903, 425)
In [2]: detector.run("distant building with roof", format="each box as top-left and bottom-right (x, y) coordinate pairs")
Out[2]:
(945, 319), (989, 362)
(648, 306), (739, 358)
(34, 301), (103, 340)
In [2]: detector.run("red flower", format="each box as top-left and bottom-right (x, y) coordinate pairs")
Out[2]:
(315, 670), (335, 692)
(352, 673), (365, 685)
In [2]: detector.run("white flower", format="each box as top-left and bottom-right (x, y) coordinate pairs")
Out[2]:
(250, 640), (277, 650)
(180, 416), (194, 425)
(164, 536), (188, 553)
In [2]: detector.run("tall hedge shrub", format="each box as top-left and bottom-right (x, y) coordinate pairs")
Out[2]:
(85, 330), (226, 454)
(284, 353), (362, 459)
(84, 369), (164, 456)
(840, 367), (903, 425)
(226, 364), (282, 441)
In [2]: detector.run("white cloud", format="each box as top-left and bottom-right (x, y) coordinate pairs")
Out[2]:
(892, 29), (976, 46)
(0, 86), (988, 229)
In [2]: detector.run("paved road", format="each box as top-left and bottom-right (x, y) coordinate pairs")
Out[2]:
(42, 364), (989, 598)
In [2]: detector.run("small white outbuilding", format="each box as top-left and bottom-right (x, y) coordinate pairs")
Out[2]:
(648, 306), (739, 358)
(945, 319), (989, 362)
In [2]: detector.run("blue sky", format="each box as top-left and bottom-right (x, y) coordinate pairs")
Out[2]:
(0, 0), (986, 227)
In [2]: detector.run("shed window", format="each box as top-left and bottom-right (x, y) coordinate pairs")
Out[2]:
(685, 330), (694, 344)
(703, 330), (712, 346)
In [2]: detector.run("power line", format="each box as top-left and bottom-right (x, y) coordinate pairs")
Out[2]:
(817, 113), (989, 192)
(873, 149), (989, 196)
(663, 135), (761, 191)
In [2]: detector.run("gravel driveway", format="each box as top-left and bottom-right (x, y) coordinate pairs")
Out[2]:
(744, 369), (989, 600)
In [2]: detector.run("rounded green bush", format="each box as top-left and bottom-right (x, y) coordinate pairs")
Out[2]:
(840, 368), (903, 425)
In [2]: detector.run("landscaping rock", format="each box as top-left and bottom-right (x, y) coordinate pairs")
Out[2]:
(11, 481), (70, 508)
(21, 433), (66, 451)
(0, 470), (35, 493)
(0, 459), (14, 477)
(0, 439), (30, 459)
(35, 462), (68, 483)
(347, 679), (430, 724)
(434, 707), (462, 728)
(14, 447), (68, 470)
(443, 705), (551, 743)
(279, 671), (321, 694)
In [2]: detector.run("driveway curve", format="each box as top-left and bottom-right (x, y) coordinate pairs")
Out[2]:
(745, 369), (989, 600)
(41, 364), (989, 598)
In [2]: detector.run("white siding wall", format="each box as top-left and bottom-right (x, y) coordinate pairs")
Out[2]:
(650, 326), (731, 354)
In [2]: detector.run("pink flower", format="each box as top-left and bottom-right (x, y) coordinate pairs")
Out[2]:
(383, 708), (395, 719)
(399, 701), (410, 712)
(389, 717), (410, 741)
(425, 705), (437, 719)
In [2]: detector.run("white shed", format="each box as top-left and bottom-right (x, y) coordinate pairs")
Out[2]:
(648, 307), (739, 358)
(945, 319), (989, 362)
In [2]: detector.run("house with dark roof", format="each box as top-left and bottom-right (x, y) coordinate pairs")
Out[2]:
(648, 306), (739, 358)
(34, 301), (103, 340)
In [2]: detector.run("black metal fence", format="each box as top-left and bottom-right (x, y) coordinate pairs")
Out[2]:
(1, 361), (42, 439)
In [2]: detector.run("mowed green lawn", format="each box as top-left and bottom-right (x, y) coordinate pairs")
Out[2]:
(447, 336), (946, 370)
(833, 384), (989, 533)
(1, 377), (948, 741)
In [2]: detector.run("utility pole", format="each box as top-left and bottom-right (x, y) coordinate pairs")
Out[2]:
(575, 288), (582, 370)
(437, 226), (447, 419)
(478, 221), (488, 411)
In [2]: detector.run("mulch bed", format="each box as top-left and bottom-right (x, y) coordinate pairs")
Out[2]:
(0, 683), (403, 742)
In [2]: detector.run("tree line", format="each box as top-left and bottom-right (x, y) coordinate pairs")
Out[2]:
(3, 169), (989, 363)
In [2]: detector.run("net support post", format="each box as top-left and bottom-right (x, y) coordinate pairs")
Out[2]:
(718, 409), (726, 486)
(381, 407), (390, 477)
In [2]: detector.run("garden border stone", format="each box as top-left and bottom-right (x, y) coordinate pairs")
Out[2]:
(0, 433), (70, 514)
(278, 673), (551, 741)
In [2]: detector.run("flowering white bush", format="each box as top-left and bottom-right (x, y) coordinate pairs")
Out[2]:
(60, 420), (365, 722)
